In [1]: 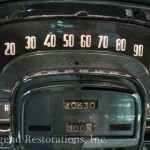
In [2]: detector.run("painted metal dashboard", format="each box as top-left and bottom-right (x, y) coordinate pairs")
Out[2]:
(0, 1), (150, 150)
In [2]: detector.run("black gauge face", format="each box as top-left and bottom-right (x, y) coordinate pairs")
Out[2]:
(0, 19), (150, 71)
(0, 18), (148, 149)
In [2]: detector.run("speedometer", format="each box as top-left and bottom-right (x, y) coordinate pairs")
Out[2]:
(0, 20), (150, 68)
(0, 1), (150, 150)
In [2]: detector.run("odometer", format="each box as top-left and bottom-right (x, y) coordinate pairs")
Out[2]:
(64, 100), (98, 109)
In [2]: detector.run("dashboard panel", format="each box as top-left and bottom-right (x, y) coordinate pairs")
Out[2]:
(0, 0), (150, 150)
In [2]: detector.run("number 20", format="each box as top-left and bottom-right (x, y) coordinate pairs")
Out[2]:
(4, 43), (16, 55)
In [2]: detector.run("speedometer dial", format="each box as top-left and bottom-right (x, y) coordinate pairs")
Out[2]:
(0, 1), (150, 150)
(0, 20), (149, 70)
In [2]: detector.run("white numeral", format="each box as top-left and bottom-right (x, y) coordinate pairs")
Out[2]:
(133, 44), (143, 57)
(116, 39), (126, 51)
(44, 34), (56, 47)
(63, 34), (74, 47)
(98, 36), (108, 48)
(4, 43), (16, 55)
(80, 35), (91, 48)
(25, 36), (36, 49)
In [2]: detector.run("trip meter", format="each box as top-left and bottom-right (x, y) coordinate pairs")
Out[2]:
(0, 1), (150, 150)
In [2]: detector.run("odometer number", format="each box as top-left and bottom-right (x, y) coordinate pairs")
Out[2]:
(64, 100), (98, 109)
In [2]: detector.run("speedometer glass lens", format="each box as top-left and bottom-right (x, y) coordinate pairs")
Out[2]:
(0, 20), (149, 70)
(0, 1), (150, 149)
(0, 18), (149, 149)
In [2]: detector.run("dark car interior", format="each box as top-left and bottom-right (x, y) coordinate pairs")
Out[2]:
(0, 0), (150, 149)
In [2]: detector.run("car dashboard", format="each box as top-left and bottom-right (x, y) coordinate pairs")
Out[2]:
(0, 0), (150, 149)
